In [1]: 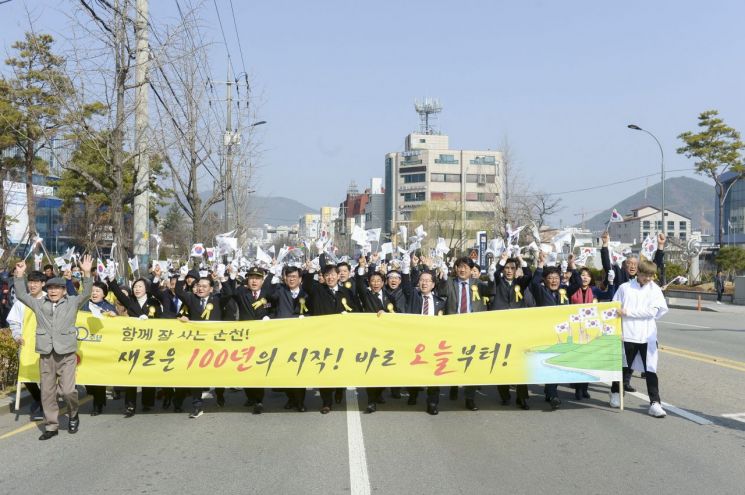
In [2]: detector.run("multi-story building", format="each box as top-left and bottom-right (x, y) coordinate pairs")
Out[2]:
(335, 178), (385, 255)
(297, 213), (321, 240)
(384, 132), (504, 248)
(609, 205), (692, 244)
(319, 206), (339, 240)
(716, 171), (745, 245)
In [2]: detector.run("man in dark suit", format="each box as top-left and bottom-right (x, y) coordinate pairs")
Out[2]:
(406, 270), (446, 415)
(488, 253), (535, 410)
(530, 251), (572, 410)
(302, 262), (359, 413)
(268, 265), (310, 411)
(175, 273), (227, 418)
(222, 265), (275, 414)
(436, 256), (490, 411)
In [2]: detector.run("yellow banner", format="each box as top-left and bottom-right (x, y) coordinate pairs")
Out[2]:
(19, 303), (622, 387)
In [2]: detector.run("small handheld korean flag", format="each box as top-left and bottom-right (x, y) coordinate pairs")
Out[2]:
(640, 235), (658, 261)
(609, 208), (624, 223)
(96, 258), (106, 278)
(128, 256), (139, 274)
(191, 243), (205, 257)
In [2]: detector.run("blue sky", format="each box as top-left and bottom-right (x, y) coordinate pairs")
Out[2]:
(2, 0), (744, 228)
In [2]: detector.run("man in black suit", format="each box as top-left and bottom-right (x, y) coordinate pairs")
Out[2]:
(406, 270), (446, 415)
(175, 273), (227, 418)
(302, 262), (359, 413)
(488, 252), (535, 410)
(268, 265), (310, 411)
(436, 257), (490, 411)
(222, 265), (275, 414)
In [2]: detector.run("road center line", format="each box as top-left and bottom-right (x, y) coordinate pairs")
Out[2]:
(627, 391), (713, 425)
(346, 387), (371, 495)
(658, 321), (712, 329)
(659, 345), (745, 372)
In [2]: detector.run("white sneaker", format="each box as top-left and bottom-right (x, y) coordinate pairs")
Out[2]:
(609, 393), (620, 408)
(649, 401), (667, 418)
(716, 301), (722, 305)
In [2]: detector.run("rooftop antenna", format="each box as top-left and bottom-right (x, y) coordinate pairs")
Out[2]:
(414, 97), (442, 135)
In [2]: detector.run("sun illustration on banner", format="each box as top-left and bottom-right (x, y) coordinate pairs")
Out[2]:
(528, 303), (623, 383)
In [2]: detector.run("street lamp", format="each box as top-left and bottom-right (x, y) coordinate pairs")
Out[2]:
(628, 123), (665, 282)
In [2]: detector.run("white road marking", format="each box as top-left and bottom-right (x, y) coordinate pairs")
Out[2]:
(627, 391), (713, 425)
(721, 413), (745, 424)
(658, 321), (712, 329)
(346, 388), (371, 495)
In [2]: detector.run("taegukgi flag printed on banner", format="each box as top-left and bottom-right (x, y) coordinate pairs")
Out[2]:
(18, 303), (623, 388)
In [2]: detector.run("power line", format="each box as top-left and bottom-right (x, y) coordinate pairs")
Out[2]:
(212, 0), (235, 76)
(228, 0), (248, 76)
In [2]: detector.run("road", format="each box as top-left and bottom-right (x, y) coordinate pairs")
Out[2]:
(1, 308), (744, 495)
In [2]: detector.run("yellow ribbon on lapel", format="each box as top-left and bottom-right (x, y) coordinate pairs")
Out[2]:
(341, 297), (353, 312)
(201, 302), (214, 319)
(148, 306), (156, 317)
(252, 298), (267, 310)
(558, 288), (568, 304)
(482, 296), (490, 306)
(298, 297), (308, 314)
(471, 284), (480, 302)
(386, 302), (395, 313)
(514, 285), (523, 302)
(344, 281), (352, 289)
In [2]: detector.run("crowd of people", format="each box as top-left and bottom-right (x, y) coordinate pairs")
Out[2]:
(3, 231), (669, 441)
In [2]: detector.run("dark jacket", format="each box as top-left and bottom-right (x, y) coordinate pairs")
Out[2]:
(222, 277), (275, 321)
(175, 279), (225, 321)
(437, 276), (490, 314)
(601, 246), (664, 289)
(530, 268), (571, 307)
(108, 280), (163, 319)
(406, 290), (446, 315)
(302, 272), (360, 316)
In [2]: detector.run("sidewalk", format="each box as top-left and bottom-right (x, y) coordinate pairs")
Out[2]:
(0, 388), (30, 416)
(666, 296), (745, 314)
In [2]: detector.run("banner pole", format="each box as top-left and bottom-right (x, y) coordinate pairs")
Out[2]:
(620, 380), (624, 411)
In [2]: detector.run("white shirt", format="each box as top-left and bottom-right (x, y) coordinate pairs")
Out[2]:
(613, 279), (668, 343)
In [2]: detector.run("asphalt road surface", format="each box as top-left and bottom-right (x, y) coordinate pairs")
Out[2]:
(1, 308), (744, 495)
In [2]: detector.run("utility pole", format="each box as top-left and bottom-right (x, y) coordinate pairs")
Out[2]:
(224, 63), (234, 232)
(133, 0), (150, 269)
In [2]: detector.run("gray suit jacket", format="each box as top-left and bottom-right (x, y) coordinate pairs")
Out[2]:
(438, 277), (489, 315)
(13, 276), (93, 355)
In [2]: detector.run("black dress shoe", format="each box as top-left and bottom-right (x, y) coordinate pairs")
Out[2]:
(624, 383), (637, 393)
(574, 389), (582, 400)
(582, 390), (591, 399)
(407, 396), (417, 406)
(516, 398), (530, 410)
(550, 397), (561, 410)
(320, 406), (331, 414)
(162, 397), (172, 409)
(252, 403), (264, 415)
(90, 404), (103, 416)
(216, 396), (226, 408)
(68, 414), (80, 434)
(365, 403), (377, 414)
(296, 403), (306, 413)
(449, 387), (458, 401)
(39, 430), (58, 441)
(284, 400), (297, 410)
(243, 399), (256, 407)
(334, 389), (344, 404)
(124, 406), (135, 418)
(426, 403), (439, 415)
(465, 399), (479, 411)
(142, 406), (153, 412)
(174, 406), (183, 413)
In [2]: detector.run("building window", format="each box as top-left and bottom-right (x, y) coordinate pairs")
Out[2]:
(402, 159), (422, 166)
(654, 221), (662, 230)
(466, 174), (496, 184)
(679, 221), (686, 231)
(402, 173), (425, 183)
(642, 231), (649, 239)
(400, 165), (426, 173)
(419, 138), (426, 143)
(642, 220), (650, 230)
(469, 156), (496, 165)
(679, 232), (687, 241)
(430, 192), (460, 201)
(402, 192), (425, 202)
(431, 173), (461, 182)
(434, 154), (459, 164)
(466, 211), (495, 220)
(667, 221), (675, 231)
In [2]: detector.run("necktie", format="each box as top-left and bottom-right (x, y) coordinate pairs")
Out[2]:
(201, 298), (207, 310)
(253, 291), (259, 300)
(422, 295), (429, 315)
(460, 282), (468, 314)
(378, 293), (383, 305)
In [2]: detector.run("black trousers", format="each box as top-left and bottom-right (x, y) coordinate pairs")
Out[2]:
(611, 341), (660, 403)
(498, 384), (528, 402)
(285, 388), (306, 405)
(25, 382), (41, 403)
(544, 384), (559, 398)
(409, 386), (441, 405)
(244, 388), (265, 403)
(449, 385), (476, 400)
(86, 385), (107, 407)
(124, 387), (155, 409)
(319, 388), (344, 407)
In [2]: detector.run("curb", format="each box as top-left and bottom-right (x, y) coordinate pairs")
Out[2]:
(0, 389), (31, 417)
(667, 304), (717, 312)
